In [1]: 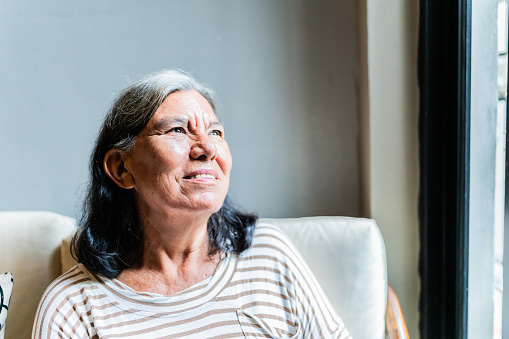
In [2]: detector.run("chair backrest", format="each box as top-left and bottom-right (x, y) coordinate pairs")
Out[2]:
(261, 216), (387, 339)
(0, 211), (75, 339)
(0, 213), (386, 339)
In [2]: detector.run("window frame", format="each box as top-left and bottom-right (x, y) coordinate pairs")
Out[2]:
(418, 0), (471, 337)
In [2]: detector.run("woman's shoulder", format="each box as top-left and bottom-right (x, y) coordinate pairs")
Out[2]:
(251, 221), (293, 245)
(243, 221), (300, 261)
(33, 264), (103, 337)
(35, 265), (102, 317)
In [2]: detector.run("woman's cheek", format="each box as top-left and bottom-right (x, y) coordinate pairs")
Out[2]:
(167, 141), (190, 158)
(216, 143), (232, 175)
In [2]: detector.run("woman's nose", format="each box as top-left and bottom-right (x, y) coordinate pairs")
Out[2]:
(190, 134), (217, 161)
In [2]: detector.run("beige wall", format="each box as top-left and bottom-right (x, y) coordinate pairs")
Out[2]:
(357, 0), (421, 337)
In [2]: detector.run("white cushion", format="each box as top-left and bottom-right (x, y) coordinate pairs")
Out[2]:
(261, 216), (387, 339)
(0, 273), (13, 339)
(0, 211), (75, 339)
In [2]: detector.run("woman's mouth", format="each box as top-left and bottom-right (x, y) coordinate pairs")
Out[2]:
(184, 169), (219, 180)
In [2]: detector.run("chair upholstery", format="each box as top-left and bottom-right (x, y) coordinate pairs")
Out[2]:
(261, 216), (387, 339)
(0, 211), (75, 339)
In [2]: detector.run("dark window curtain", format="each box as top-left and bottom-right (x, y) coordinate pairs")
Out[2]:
(418, 0), (471, 338)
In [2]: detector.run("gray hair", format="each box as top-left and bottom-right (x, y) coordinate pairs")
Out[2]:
(106, 69), (217, 152)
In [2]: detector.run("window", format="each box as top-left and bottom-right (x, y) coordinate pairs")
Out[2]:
(494, 2), (507, 338)
(420, 0), (509, 337)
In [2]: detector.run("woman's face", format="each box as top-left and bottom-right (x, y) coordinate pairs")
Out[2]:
(123, 90), (232, 219)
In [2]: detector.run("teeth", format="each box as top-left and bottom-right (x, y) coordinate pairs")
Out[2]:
(190, 174), (215, 179)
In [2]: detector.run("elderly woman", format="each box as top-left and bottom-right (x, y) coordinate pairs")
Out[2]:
(33, 70), (351, 339)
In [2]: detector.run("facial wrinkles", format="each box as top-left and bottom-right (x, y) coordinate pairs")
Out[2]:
(178, 94), (213, 133)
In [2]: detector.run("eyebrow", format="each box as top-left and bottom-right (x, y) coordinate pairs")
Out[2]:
(153, 117), (224, 130)
(209, 121), (225, 129)
(153, 118), (188, 130)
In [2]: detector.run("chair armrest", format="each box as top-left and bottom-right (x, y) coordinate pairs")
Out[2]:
(385, 285), (409, 339)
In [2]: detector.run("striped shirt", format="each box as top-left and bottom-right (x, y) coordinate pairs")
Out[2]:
(33, 223), (351, 338)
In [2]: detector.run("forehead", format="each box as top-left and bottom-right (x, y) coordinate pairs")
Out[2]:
(151, 90), (217, 123)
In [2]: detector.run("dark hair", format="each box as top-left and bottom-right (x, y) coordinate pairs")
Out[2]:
(71, 70), (257, 278)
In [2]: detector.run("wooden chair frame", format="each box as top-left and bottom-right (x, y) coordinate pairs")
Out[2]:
(385, 285), (409, 339)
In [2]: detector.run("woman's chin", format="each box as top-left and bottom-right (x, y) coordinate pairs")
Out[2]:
(185, 194), (225, 214)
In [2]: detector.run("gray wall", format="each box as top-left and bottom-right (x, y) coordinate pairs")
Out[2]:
(0, 0), (359, 220)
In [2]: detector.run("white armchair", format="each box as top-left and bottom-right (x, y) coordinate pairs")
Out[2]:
(261, 217), (408, 339)
(0, 212), (408, 339)
(0, 211), (75, 339)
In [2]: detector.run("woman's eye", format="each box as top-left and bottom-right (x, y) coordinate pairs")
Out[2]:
(169, 127), (185, 134)
(211, 130), (223, 137)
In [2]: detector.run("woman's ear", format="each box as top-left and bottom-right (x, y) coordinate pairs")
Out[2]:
(103, 149), (135, 189)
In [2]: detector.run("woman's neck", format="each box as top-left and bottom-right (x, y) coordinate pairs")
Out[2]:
(117, 211), (221, 295)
